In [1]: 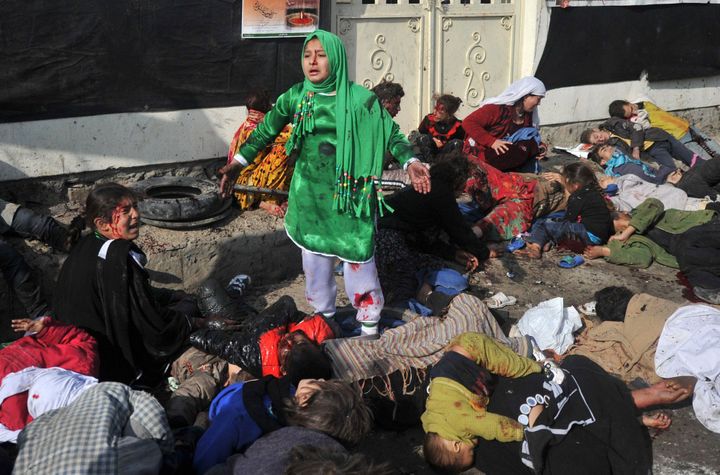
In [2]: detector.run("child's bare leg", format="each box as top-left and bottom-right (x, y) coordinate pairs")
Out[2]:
(632, 377), (696, 409)
(583, 246), (610, 260)
(642, 412), (672, 430)
(517, 242), (543, 259)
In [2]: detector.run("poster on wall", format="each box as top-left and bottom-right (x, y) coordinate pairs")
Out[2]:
(241, 0), (320, 38)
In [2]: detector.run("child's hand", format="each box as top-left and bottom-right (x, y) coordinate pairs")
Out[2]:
(609, 226), (635, 243)
(11, 318), (46, 334)
(632, 148), (641, 160)
(541, 172), (562, 183)
(491, 139), (512, 155)
(432, 137), (443, 148)
(666, 170), (683, 185)
(455, 250), (479, 272)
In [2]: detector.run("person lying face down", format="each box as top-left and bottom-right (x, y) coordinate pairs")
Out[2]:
(193, 376), (373, 474)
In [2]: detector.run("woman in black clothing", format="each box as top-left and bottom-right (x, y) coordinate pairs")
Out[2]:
(375, 150), (493, 307)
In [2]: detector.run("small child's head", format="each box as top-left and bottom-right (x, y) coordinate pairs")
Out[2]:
(285, 379), (373, 446)
(588, 143), (615, 167)
(246, 90), (272, 114)
(86, 183), (140, 241)
(580, 128), (611, 145)
(611, 210), (632, 233)
(429, 149), (470, 195)
(280, 332), (332, 385)
(423, 432), (475, 473)
(562, 162), (600, 193)
(434, 94), (462, 121)
(372, 80), (405, 118)
(608, 99), (636, 119)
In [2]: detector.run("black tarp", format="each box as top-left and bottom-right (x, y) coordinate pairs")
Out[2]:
(0, 0), (329, 123)
(536, 4), (720, 90)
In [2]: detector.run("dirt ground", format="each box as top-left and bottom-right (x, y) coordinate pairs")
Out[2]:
(2, 153), (719, 473)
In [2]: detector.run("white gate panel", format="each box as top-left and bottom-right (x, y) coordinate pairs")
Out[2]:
(333, 0), (519, 134)
(337, 14), (426, 134)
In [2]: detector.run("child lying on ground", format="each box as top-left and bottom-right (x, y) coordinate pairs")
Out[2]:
(580, 120), (699, 170)
(519, 162), (614, 258)
(583, 198), (720, 303)
(193, 376), (372, 474)
(608, 99), (720, 159)
(588, 143), (682, 185)
(421, 335), (689, 473)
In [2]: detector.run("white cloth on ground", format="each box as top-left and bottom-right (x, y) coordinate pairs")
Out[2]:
(655, 304), (720, 434)
(610, 174), (705, 212)
(516, 297), (582, 354)
(0, 367), (98, 443)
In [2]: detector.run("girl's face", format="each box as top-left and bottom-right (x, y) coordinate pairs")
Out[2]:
(589, 129), (611, 145)
(295, 378), (323, 406)
(434, 103), (449, 121)
(622, 103), (637, 118)
(564, 181), (582, 194)
(95, 198), (140, 241)
(597, 144), (614, 164)
(522, 94), (542, 113)
(302, 38), (330, 84)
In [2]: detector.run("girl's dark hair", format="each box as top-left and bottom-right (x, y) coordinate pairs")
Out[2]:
(594, 286), (634, 322)
(284, 340), (332, 386)
(285, 445), (395, 475)
(285, 380), (373, 446)
(371, 80), (405, 102)
(562, 162), (600, 192)
(85, 183), (137, 230)
(587, 144), (605, 165)
(246, 91), (272, 113)
(608, 100), (630, 118)
(580, 128), (595, 144)
(429, 149), (470, 192)
(436, 94), (462, 116)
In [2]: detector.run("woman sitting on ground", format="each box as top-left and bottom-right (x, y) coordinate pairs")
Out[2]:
(375, 150), (493, 307)
(227, 91), (294, 217)
(462, 76), (547, 173)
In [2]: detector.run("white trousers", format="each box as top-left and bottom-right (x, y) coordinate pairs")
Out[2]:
(302, 249), (384, 325)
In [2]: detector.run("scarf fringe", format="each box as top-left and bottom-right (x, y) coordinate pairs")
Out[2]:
(285, 92), (316, 156)
(333, 174), (392, 218)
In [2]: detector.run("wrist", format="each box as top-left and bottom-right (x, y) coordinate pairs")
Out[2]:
(403, 157), (420, 171)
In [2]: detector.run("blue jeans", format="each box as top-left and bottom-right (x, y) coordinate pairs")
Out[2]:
(647, 136), (695, 168)
(528, 220), (591, 249)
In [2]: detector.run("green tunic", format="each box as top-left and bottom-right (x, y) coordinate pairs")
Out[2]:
(239, 83), (413, 262)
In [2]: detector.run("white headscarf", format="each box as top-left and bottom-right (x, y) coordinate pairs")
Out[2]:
(481, 76), (546, 127)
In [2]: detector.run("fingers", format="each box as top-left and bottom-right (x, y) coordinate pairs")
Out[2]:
(11, 319), (30, 332)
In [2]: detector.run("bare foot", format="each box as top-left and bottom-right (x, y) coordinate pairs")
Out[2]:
(642, 412), (672, 430)
(259, 200), (285, 218)
(583, 246), (610, 260)
(632, 378), (695, 409)
(516, 242), (542, 259)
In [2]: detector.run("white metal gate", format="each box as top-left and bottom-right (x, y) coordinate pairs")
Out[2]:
(332, 0), (519, 134)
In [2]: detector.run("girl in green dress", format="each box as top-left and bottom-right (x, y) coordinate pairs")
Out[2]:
(220, 30), (430, 336)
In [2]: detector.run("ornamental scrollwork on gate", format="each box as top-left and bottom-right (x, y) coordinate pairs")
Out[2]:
(361, 34), (394, 89)
(408, 17), (421, 33)
(500, 16), (512, 31)
(338, 18), (352, 36)
(442, 18), (453, 32)
(463, 31), (489, 107)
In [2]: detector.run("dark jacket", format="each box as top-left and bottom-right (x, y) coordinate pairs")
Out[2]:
(54, 234), (192, 383)
(564, 186), (614, 243)
(379, 178), (490, 261)
(600, 117), (675, 151)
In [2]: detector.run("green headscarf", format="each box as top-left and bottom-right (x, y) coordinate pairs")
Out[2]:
(285, 29), (389, 218)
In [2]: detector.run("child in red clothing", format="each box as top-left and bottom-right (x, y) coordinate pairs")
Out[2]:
(416, 94), (466, 160)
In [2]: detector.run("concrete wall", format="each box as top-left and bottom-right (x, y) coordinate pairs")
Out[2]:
(0, 107), (246, 181)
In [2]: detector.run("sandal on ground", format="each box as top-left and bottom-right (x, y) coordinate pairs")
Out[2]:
(485, 292), (517, 309)
(558, 255), (585, 268)
(578, 300), (597, 316)
(506, 236), (526, 253)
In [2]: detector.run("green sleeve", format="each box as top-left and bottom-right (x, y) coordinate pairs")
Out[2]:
(465, 409), (525, 442)
(449, 333), (541, 378)
(629, 198), (665, 234)
(238, 85), (299, 164)
(383, 110), (414, 166)
(605, 236), (678, 268)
